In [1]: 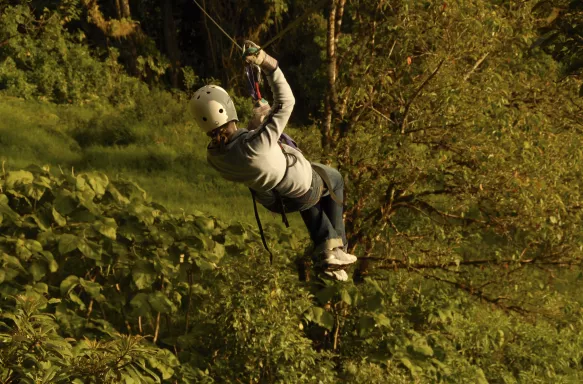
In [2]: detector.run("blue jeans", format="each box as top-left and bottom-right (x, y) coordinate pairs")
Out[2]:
(262, 164), (347, 253)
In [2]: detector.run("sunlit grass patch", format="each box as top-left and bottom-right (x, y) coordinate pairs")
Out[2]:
(0, 98), (82, 168)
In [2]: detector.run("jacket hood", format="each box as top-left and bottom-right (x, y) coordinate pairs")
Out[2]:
(207, 128), (249, 156)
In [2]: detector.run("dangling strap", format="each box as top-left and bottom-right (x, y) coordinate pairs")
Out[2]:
(272, 188), (290, 228)
(274, 143), (293, 229)
(251, 189), (274, 264)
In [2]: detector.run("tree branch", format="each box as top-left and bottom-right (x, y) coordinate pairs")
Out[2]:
(362, 255), (581, 270)
(463, 52), (489, 81)
(417, 271), (530, 314)
(401, 58), (445, 134)
(0, 35), (15, 48)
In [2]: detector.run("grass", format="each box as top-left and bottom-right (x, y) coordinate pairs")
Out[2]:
(0, 93), (306, 234)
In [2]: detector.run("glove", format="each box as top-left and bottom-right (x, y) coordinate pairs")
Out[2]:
(247, 98), (271, 131)
(243, 40), (278, 74)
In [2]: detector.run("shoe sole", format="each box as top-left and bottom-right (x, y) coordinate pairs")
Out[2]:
(316, 261), (356, 272)
(323, 271), (349, 281)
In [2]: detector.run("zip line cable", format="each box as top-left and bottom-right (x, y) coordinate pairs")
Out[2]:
(261, 0), (328, 49)
(192, 0), (328, 52)
(192, 0), (242, 50)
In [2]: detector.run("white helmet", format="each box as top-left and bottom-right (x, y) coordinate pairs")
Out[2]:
(190, 85), (238, 133)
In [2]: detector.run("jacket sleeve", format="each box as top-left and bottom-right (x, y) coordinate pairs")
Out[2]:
(245, 67), (295, 154)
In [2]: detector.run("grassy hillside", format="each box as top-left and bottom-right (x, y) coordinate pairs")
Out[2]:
(0, 94), (306, 232)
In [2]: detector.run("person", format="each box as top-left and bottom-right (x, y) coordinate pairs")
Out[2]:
(189, 40), (357, 281)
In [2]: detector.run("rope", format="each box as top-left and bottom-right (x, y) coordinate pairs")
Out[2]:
(251, 190), (274, 264)
(192, 0), (242, 51)
(193, 0), (328, 52)
(261, 0), (329, 49)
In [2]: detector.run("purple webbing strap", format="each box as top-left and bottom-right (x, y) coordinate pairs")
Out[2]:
(245, 65), (259, 100)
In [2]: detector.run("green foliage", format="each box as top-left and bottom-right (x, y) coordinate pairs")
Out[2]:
(322, 0), (583, 314)
(0, 295), (178, 383)
(0, 4), (147, 105)
(0, 165), (327, 382)
(533, 0), (583, 77)
(2, 0), (583, 382)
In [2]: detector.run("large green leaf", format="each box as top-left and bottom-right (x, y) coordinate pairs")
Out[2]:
(148, 292), (176, 314)
(358, 316), (376, 337)
(304, 306), (335, 331)
(129, 202), (155, 225)
(53, 193), (78, 216)
(194, 217), (214, 233)
(106, 183), (130, 205)
(315, 285), (338, 305)
(26, 213), (51, 231)
(340, 289), (352, 305)
(93, 218), (117, 240)
(58, 234), (80, 255)
(79, 278), (103, 300)
(40, 251), (59, 272)
(78, 239), (102, 261)
(0, 194), (21, 225)
(132, 260), (157, 290)
(84, 172), (109, 197)
(15, 238), (33, 261)
(29, 261), (47, 281)
(195, 259), (217, 271)
(5, 170), (34, 189)
(52, 207), (67, 227)
(147, 349), (179, 380)
(2, 253), (26, 273)
(60, 275), (80, 296)
(24, 184), (46, 200)
(130, 292), (152, 317)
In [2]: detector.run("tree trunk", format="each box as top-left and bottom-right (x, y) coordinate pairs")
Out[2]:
(322, 0), (338, 151)
(120, 0), (131, 18)
(113, 0), (122, 18)
(322, 0), (346, 151)
(162, 0), (181, 88)
(119, 0), (138, 76)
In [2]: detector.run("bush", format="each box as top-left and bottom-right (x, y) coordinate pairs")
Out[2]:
(78, 144), (179, 172)
(0, 5), (147, 106)
(0, 165), (330, 382)
(71, 113), (142, 148)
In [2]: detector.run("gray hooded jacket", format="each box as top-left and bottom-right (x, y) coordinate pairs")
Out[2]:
(206, 67), (312, 205)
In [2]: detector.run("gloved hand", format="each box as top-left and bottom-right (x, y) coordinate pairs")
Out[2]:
(247, 98), (271, 131)
(243, 40), (278, 74)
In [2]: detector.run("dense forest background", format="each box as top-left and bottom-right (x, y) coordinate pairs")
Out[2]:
(1, 0), (583, 382)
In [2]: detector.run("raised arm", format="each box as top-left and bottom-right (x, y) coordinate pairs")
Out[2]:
(243, 41), (295, 151)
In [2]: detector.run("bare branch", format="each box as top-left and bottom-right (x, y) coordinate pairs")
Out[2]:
(463, 52), (490, 81)
(0, 35), (15, 48)
(401, 58), (446, 134)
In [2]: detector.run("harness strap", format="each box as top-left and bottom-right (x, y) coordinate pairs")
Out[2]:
(273, 157), (290, 228)
(251, 189), (274, 264)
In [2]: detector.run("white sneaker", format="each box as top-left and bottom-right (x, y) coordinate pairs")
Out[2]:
(323, 247), (357, 270)
(324, 269), (349, 281)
